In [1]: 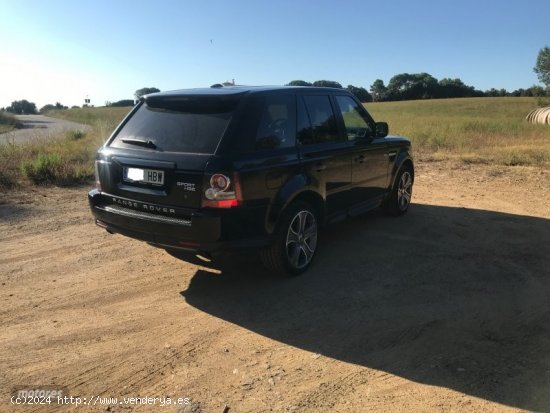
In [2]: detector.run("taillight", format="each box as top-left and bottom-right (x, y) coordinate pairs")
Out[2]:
(94, 161), (102, 191)
(202, 173), (243, 208)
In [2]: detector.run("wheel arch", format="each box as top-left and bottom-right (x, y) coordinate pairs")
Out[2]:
(389, 155), (414, 192)
(267, 184), (325, 233)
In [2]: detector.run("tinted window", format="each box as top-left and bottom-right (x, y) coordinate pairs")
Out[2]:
(255, 95), (296, 150)
(297, 97), (313, 144)
(300, 95), (340, 144)
(111, 99), (237, 154)
(335, 95), (373, 140)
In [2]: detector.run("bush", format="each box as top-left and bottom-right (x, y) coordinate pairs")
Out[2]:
(0, 111), (21, 133)
(0, 106), (130, 189)
(108, 99), (135, 107)
(21, 153), (64, 184)
(0, 169), (17, 188)
(6, 99), (37, 114)
(66, 129), (86, 140)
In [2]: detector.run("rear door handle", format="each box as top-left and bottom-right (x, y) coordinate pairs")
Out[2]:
(315, 163), (327, 172)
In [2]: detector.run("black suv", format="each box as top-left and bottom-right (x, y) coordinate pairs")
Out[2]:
(88, 86), (413, 275)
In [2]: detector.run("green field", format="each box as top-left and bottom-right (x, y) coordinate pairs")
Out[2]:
(0, 97), (548, 189)
(365, 97), (549, 166)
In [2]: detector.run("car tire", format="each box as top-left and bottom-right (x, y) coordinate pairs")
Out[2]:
(384, 165), (413, 216)
(260, 201), (319, 277)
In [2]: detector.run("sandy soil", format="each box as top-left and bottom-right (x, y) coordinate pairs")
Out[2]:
(1, 161), (549, 413)
(0, 115), (90, 144)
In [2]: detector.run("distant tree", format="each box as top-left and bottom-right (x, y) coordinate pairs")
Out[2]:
(521, 88), (533, 97)
(134, 87), (160, 100)
(312, 80), (343, 89)
(6, 100), (37, 114)
(387, 73), (438, 100)
(109, 99), (135, 107)
(346, 85), (372, 102)
(534, 46), (550, 88)
(370, 79), (387, 101)
(71, 105), (80, 109)
(40, 102), (68, 113)
(40, 104), (56, 113)
(437, 78), (485, 98)
(287, 80), (312, 86)
(485, 88), (509, 97)
(528, 85), (546, 97)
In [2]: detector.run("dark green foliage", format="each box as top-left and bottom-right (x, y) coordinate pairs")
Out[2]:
(291, 74), (548, 102)
(370, 79), (387, 101)
(386, 73), (439, 100)
(134, 87), (160, 100)
(6, 100), (37, 114)
(287, 80), (312, 86)
(40, 102), (68, 113)
(312, 80), (343, 89)
(534, 46), (550, 88)
(0, 111), (20, 128)
(346, 85), (372, 102)
(21, 153), (64, 184)
(66, 129), (86, 140)
(372, 74), (484, 101)
(438, 78), (481, 98)
(108, 99), (135, 107)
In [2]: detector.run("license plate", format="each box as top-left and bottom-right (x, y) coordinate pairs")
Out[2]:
(124, 167), (164, 185)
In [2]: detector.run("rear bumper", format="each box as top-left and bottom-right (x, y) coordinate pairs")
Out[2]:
(88, 189), (269, 253)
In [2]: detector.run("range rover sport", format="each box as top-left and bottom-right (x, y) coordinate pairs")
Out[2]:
(88, 86), (414, 276)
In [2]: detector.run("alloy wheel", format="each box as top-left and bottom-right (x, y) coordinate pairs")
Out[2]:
(285, 210), (318, 270)
(397, 171), (412, 211)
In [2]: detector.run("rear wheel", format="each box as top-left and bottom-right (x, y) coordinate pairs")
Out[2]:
(260, 201), (319, 276)
(385, 166), (413, 216)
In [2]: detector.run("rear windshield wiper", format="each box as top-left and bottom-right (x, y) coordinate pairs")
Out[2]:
(120, 138), (157, 149)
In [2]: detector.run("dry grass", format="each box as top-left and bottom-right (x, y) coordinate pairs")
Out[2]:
(1, 98), (548, 190)
(365, 97), (550, 167)
(0, 111), (20, 134)
(0, 107), (130, 189)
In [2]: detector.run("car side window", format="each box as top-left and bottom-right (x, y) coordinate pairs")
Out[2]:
(334, 95), (373, 140)
(255, 94), (296, 150)
(299, 95), (341, 145)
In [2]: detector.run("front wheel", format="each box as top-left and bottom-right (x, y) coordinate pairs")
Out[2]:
(385, 166), (413, 216)
(260, 201), (319, 276)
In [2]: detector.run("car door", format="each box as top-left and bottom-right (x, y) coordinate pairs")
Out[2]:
(333, 95), (388, 213)
(297, 94), (353, 220)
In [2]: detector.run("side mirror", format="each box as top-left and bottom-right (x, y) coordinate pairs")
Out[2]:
(375, 122), (388, 138)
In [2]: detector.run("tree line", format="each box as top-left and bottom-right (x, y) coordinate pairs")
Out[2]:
(3, 46), (548, 114)
(289, 47), (550, 103)
(287, 75), (549, 103)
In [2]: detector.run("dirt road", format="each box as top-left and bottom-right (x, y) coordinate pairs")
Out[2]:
(1, 161), (549, 412)
(0, 115), (90, 144)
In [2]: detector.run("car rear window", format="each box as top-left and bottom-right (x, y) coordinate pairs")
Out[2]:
(110, 97), (239, 154)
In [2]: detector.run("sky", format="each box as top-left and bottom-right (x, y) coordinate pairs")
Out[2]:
(0, 0), (548, 109)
